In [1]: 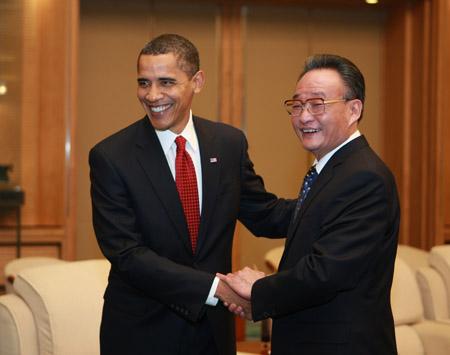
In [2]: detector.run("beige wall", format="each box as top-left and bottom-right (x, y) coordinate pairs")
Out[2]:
(76, 1), (386, 272)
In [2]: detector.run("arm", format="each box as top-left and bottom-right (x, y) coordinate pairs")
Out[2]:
(251, 169), (399, 320)
(237, 133), (296, 237)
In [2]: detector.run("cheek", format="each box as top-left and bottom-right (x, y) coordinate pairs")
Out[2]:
(137, 89), (146, 100)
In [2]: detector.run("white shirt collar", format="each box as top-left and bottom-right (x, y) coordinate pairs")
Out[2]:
(155, 110), (199, 153)
(314, 130), (361, 174)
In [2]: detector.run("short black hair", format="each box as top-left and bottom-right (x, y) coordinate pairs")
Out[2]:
(139, 34), (200, 78)
(300, 54), (365, 104)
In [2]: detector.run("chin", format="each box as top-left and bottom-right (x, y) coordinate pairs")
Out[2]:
(148, 118), (168, 131)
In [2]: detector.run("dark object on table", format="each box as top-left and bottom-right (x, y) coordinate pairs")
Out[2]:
(0, 164), (25, 257)
(0, 164), (12, 182)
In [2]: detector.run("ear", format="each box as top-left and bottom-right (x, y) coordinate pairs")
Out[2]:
(192, 70), (205, 94)
(347, 99), (363, 126)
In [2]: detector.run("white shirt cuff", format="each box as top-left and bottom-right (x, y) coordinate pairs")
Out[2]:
(205, 276), (220, 306)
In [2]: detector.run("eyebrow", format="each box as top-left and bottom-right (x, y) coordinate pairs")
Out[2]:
(293, 91), (326, 99)
(137, 77), (177, 83)
(158, 77), (177, 82)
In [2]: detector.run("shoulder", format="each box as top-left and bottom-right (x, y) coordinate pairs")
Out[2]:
(193, 115), (247, 144)
(334, 140), (398, 198)
(90, 118), (146, 156)
(194, 115), (244, 135)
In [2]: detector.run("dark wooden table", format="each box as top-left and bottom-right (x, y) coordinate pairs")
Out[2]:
(0, 185), (25, 257)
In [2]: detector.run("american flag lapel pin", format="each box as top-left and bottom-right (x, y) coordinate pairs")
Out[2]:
(209, 157), (218, 163)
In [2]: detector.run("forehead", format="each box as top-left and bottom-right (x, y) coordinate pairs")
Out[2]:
(137, 53), (186, 77)
(294, 69), (345, 99)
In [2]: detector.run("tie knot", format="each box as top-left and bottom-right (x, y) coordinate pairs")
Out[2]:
(306, 165), (317, 179)
(175, 136), (187, 151)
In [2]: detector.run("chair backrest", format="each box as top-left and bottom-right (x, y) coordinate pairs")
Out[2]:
(391, 256), (424, 326)
(416, 266), (449, 320)
(4, 257), (67, 294)
(429, 245), (450, 314)
(397, 244), (429, 272)
(13, 259), (110, 355)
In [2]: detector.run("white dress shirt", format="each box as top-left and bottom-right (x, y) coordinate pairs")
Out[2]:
(155, 111), (219, 306)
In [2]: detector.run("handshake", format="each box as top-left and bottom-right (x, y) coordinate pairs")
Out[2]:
(214, 267), (266, 321)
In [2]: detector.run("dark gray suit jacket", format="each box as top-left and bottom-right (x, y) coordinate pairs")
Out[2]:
(89, 116), (293, 355)
(252, 136), (400, 355)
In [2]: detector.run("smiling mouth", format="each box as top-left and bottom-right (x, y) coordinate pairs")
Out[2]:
(301, 128), (320, 133)
(150, 104), (172, 113)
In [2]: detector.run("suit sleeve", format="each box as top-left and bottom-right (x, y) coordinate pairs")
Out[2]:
(89, 145), (213, 322)
(251, 169), (399, 320)
(237, 133), (295, 237)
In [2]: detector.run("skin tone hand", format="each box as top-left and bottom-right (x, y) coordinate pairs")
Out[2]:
(215, 279), (253, 320)
(216, 267), (265, 318)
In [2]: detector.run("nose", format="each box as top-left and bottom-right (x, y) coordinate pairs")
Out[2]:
(145, 84), (163, 102)
(293, 108), (313, 125)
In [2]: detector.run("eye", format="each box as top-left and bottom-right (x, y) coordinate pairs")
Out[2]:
(308, 99), (323, 106)
(160, 79), (176, 87)
(137, 79), (150, 88)
(291, 102), (303, 110)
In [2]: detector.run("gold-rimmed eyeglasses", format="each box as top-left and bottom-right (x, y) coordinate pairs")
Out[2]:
(284, 97), (349, 116)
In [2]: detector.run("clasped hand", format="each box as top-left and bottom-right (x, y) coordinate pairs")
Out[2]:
(215, 267), (265, 320)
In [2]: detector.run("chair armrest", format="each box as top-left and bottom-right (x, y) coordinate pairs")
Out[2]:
(395, 325), (424, 355)
(413, 320), (450, 355)
(0, 294), (39, 355)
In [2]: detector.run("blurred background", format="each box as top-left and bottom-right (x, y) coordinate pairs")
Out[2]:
(0, 0), (449, 290)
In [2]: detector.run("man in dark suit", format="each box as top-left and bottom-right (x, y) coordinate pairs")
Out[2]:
(219, 54), (400, 354)
(89, 34), (293, 355)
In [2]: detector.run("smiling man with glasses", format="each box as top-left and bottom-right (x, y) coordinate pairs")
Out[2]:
(218, 54), (400, 355)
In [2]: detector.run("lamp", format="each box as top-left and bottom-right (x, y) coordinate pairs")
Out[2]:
(0, 81), (7, 95)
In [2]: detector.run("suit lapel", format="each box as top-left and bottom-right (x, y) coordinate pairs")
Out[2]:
(283, 136), (370, 259)
(193, 116), (221, 254)
(282, 168), (334, 260)
(134, 117), (192, 254)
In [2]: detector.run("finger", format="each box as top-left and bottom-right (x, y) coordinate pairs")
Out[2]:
(216, 273), (228, 281)
(228, 303), (238, 312)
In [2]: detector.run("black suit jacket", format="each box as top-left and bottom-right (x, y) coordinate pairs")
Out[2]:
(89, 116), (293, 355)
(252, 136), (400, 355)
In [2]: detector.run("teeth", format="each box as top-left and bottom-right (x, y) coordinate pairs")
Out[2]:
(302, 128), (319, 133)
(151, 104), (171, 113)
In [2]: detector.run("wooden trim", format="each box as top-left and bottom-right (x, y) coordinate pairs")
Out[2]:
(429, 0), (448, 247)
(384, 5), (410, 245)
(63, 0), (79, 260)
(384, 0), (449, 249)
(219, 2), (244, 128)
(219, 1), (247, 341)
(0, 227), (64, 243)
(15, 0), (77, 260)
(442, 1), (450, 244)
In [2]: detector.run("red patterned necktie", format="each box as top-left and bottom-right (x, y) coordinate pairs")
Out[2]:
(175, 136), (200, 253)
